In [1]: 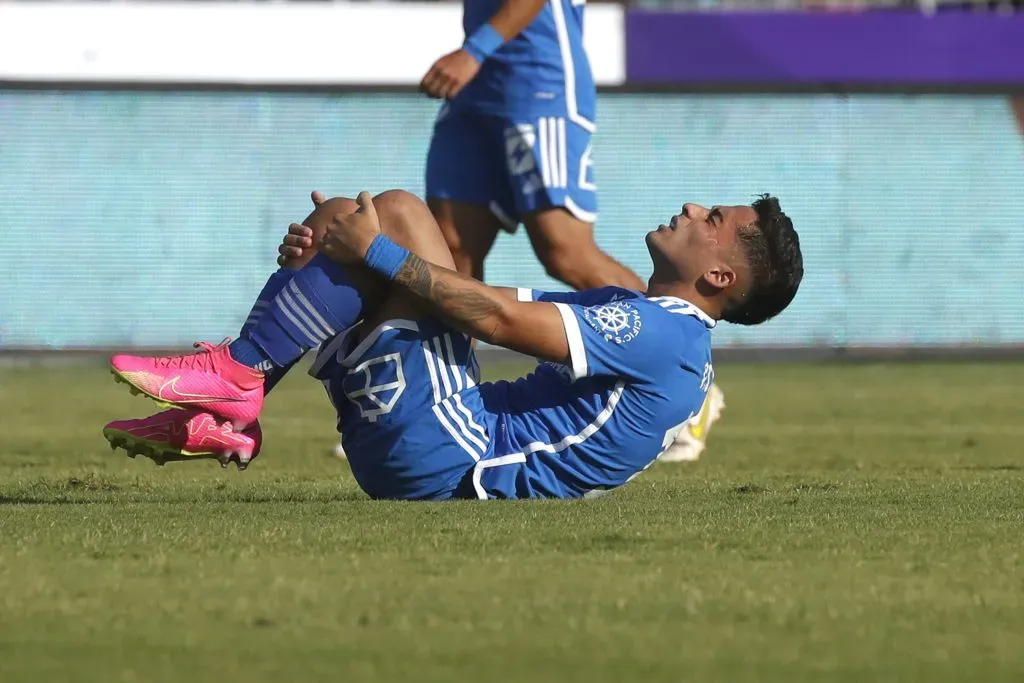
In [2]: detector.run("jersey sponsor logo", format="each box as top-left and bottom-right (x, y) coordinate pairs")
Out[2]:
(584, 302), (642, 345)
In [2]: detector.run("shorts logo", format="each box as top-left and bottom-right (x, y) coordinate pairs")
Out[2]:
(343, 353), (407, 422)
(585, 303), (642, 345)
(505, 124), (537, 176)
(578, 142), (596, 192)
(504, 124), (543, 196)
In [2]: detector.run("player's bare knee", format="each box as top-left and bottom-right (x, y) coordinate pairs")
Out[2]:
(305, 196), (359, 244)
(373, 190), (456, 269)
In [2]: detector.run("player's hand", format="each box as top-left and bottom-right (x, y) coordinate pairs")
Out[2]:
(276, 191), (326, 267)
(419, 49), (481, 100)
(277, 223), (314, 267)
(320, 191), (381, 266)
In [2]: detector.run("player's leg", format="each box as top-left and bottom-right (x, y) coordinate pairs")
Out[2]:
(428, 199), (503, 281)
(102, 408), (264, 470)
(102, 192), (347, 469)
(105, 191), (472, 478)
(108, 191), (457, 429)
(424, 104), (514, 281)
(501, 115), (643, 291)
(522, 208), (644, 291)
(243, 194), (360, 396)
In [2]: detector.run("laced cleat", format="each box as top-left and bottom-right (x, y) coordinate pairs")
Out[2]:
(659, 383), (726, 463)
(103, 409), (263, 470)
(110, 339), (265, 429)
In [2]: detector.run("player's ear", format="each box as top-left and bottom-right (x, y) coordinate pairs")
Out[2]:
(700, 265), (736, 292)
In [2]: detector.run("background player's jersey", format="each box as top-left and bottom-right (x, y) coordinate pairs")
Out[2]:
(456, 0), (596, 123)
(473, 287), (716, 499)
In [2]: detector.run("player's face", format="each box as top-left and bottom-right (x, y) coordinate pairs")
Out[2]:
(645, 202), (757, 285)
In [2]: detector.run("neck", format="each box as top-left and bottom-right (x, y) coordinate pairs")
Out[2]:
(645, 280), (722, 321)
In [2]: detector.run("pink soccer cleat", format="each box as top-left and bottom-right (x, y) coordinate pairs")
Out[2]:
(103, 409), (263, 470)
(110, 340), (264, 429)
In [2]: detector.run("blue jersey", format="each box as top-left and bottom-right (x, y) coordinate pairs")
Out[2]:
(472, 287), (716, 499)
(312, 288), (715, 501)
(455, 0), (596, 124)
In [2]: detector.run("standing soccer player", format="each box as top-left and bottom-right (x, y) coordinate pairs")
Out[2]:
(416, 0), (722, 462)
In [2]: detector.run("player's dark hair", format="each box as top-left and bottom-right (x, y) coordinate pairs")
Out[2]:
(722, 194), (803, 326)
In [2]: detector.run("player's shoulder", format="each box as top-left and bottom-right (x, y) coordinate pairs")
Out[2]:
(643, 296), (717, 329)
(524, 286), (641, 306)
(577, 292), (715, 340)
(638, 296), (715, 358)
(581, 286), (644, 306)
(640, 297), (714, 370)
(578, 294), (713, 351)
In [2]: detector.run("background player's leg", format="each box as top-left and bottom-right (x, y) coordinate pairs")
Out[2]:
(428, 198), (504, 281)
(424, 106), (511, 282)
(522, 208), (645, 291)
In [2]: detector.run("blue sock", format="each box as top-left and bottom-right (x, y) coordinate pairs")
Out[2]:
(240, 267), (297, 337)
(234, 268), (300, 393)
(227, 337), (271, 368)
(226, 338), (297, 394)
(241, 253), (367, 367)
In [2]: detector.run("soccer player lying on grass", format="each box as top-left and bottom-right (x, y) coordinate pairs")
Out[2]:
(103, 189), (803, 500)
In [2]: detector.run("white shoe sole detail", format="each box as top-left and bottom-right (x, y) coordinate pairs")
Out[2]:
(659, 384), (726, 463)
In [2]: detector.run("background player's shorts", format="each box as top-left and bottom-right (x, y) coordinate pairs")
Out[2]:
(309, 317), (493, 501)
(425, 103), (598, 232)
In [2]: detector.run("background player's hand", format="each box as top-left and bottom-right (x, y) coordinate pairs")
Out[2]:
(320, 191), (380, 265)
(420, 49), (481, 100)
(276, 191), (326, 267)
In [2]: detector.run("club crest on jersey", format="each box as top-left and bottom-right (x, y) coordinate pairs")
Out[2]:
(585, 302), (642, 344)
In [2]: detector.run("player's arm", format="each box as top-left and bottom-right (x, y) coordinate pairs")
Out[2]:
(321, 194), (570, 364)
(491, 287), (576, 303)
(392, 256), (570, 363)
(420, 0), (547, 100)
(485, 0), (549, 45)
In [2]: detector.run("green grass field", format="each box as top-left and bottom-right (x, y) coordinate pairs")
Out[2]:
(1, 360), (1023, 683)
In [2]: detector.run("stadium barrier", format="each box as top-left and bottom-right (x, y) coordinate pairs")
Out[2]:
(0, 2), (1022, 352)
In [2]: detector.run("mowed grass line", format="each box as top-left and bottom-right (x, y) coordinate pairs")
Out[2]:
(0, 362), (1022, 683)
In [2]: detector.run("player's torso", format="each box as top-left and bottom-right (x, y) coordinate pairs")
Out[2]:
(478, 350), (714, 499)
(455, 0), (595, 121)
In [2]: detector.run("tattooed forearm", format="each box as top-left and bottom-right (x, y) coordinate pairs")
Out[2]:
(394, 253), (505, 338)
(433, 280), (503, 323)
(394, 253), (433, 298)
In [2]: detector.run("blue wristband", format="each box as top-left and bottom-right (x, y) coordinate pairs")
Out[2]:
(364, 234), (411, 281)
(463, 23), (504, 63)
